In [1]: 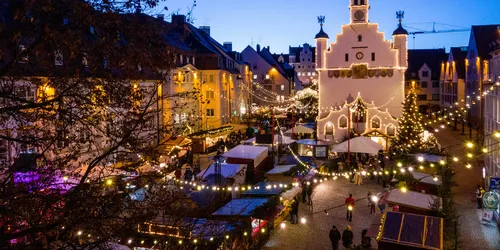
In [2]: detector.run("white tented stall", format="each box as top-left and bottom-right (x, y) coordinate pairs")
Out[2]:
(223, 145), (269, 183)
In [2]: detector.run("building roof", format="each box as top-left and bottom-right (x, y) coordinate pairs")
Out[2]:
(410, 171), (442, 186)
(288, 44), (316, 63)
(449, 47), (468, 79)
(392, 23), (408, 35)
(406, 49), (448, 81)
(242, 182), (285, 196)
(315, 26), (329, 39)
(471, 25), (500, 59)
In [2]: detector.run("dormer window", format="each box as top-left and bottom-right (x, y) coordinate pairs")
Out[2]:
(54, 50), (63, 66)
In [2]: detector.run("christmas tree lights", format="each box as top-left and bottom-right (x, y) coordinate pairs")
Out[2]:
(392, 87), (425, 155)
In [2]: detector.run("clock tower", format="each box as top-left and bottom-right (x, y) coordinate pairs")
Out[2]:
(350, 0), (369, 24)
(314, 0), (407, 147)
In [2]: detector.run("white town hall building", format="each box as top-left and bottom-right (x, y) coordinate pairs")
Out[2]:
(315, 0), (408, 150)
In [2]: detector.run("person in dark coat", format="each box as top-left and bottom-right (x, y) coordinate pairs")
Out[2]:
(361, 229), (372, 249)
(329, 225), (341, 250)
(184, 168), (193, 181)
(342, 225), (354, 248)
(290, 197), (299, 224)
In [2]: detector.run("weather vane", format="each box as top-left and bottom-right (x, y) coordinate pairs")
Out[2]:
(396, 11), (404, 23)
(317, 16), (326, 26)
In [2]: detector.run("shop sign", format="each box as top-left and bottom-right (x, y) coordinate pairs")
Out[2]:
(482, 191), (499, 211)
(489, 177), (500, 190)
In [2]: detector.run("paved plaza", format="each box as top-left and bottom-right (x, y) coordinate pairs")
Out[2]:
(432, 125), (500, 250)
(264, 178), (383, 250)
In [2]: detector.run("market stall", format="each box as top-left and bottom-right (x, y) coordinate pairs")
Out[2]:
(243, 134), (295, 151)
(197, 163), (247, 187)
(211, 198), (273, 239)
(331, 136), (383, 155)
(223, 145), (270, 183)
(410, 171), (441, 195)
(296, 139), (335, 158)
(376, 211), (443, 250)
(265, 165), (296, 183)
(386, 189), (441, 216)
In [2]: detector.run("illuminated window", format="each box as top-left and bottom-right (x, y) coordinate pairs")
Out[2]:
(371, 117), (381, 128)
(339, 116), (348, 128)
(280, 85), (285, 91)
(253, 75), (258, 80)
(265, 74), (270, 79)
(307, 72), (311, 76)
(206, 109), (215, 117)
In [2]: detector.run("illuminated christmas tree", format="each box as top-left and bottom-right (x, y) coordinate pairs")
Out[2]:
(393, 87), (425, 155)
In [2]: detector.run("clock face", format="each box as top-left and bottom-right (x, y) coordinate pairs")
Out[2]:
(354, 10), (365, 21)
(356, 52), (364, 60)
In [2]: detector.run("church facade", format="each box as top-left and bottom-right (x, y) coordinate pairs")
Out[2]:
(315, 0), (408, 149)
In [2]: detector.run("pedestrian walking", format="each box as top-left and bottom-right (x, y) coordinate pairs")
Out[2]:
(291, 197), (299, 224)
(361, 229), (372, 249)
(368, 192), (376, 214)
(378, 191), (387, 213)
(184, 167), (193, 181)
(342, 225), (354, 249)
(367, 191), (372, 207)
(476, 185), (484, 209)
(329, 225), (341, 250)
(345, 194), (355, 222)
(174, 167), (182, 180)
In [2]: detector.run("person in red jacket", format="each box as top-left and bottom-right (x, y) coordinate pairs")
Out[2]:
(345, 194), (355, 222)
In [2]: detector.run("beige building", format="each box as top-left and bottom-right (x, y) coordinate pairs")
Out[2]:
(440, 47), (468, 109)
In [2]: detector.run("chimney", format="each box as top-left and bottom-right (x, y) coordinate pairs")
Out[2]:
(223, 42), (233, 52)
(256, 44), (261, 53)
(157, 14), (164, 21)
(267, 46), (270, 51)
(172, 15), (186, 27)
(199, 26), (210, 36)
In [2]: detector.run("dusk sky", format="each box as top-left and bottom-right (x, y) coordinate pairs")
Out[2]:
(161, 0), (500, 54)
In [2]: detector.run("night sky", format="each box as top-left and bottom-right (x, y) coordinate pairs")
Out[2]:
(161, 0), (500, 54)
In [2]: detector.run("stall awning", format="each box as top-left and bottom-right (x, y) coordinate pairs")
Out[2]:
(331, 136), (382, 155)
(411, 171), (442, 186)
(223, 145), (268, 167)
(266, 165), (296, 175)
(386, 189), (441, 211)
(197, 163), (246, 179)
(212, 198), (270, 216)
(378, 211), (443, 250)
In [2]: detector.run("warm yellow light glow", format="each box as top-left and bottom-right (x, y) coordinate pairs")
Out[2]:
(348, 205), (353, 211)
(401, 187), (407, 193)
(482, 148), (488, 153)
(467, 153), (473, 158)
(466, 164), (472, 169)
(466, 142), (474, 148)
(301, 217), (307, 224)
(106, 179), (113, 185)
(439, 160), (445, 165)
(453, 157), (458, 162)
(397, 162), (403, 167)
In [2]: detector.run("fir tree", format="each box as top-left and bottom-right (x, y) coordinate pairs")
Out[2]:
(393, 87), (425, 155)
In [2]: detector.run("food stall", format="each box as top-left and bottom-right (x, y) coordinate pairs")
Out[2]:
(376, 211), (443, 250)
(242, 134), (295, 151)
(211, 198), (273, 240)
(223, 145), (270, 183)
(410, 171), (441, 195)
(265, 165), (297, 183)
(386, 189), (441, 216)
(190, 126), (233, 154)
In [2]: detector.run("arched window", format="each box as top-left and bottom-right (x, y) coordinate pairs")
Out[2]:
(358, 35), (362, 42)
(386, 124), (396, 136)
(339, 116), (348, 128)
(325, 123), (334, 135)
(325, 123), (334, 141)
(371, 117), (381, 129)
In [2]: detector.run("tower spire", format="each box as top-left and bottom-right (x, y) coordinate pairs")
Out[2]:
(396, 11), (404, 24)
(315, 16), (329, 39)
